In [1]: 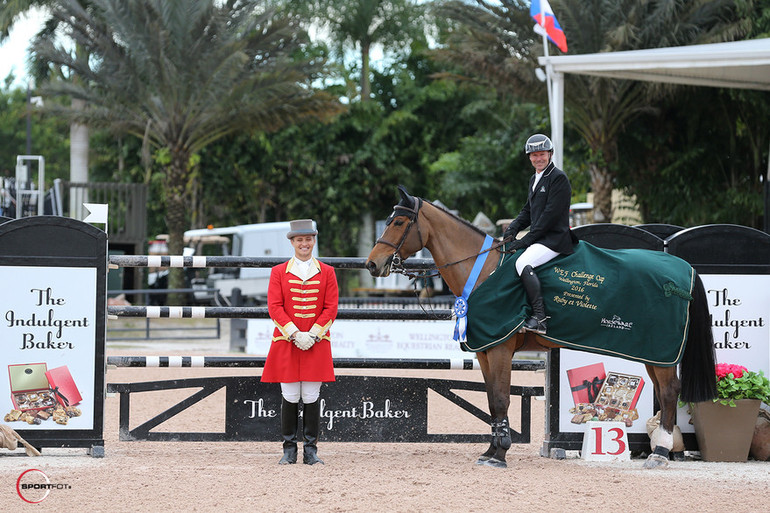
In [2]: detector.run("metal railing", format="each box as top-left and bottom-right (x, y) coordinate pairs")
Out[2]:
(107, 287), (222, 341)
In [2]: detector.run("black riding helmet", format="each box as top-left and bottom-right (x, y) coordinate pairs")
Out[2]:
(524, 134), (553, 154)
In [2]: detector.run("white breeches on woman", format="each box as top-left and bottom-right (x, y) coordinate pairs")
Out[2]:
(515, 243), (560, 276)
(281, 381), (322, 404)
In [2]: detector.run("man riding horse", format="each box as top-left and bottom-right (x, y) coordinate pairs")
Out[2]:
(504, 134), (579, 334)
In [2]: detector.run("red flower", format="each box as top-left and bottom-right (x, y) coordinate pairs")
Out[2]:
(715, 363), (747, 380)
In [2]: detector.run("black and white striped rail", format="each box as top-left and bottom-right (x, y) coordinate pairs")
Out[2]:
(106, 355), (546, 371)
(107, 305), (453, 320)
(109, 255), (436, 270)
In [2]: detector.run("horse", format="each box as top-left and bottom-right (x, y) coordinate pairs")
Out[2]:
(365, 186), (717, 469)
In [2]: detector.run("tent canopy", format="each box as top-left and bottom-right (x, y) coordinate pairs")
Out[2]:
(537, 38), (770, 170)
(539, 38), (770, 91)
(537, 38), (770, 231)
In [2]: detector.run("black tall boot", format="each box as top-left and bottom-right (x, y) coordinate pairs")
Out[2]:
(302, 400), (324, 465)
(520, 265), (548, 334)
(278, 398), (299, 465)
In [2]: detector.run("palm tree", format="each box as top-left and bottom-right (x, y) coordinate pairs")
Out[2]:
(33, 0), (343, 293)
(434, 0), (752, 222)
(285, 0), (427, 102)
(283, 0), (427, 287)
(1, 1), (91, 203)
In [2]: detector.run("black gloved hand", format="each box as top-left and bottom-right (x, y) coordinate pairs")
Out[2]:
(503, 222), (519, 241)
(507, 238), (525, 252)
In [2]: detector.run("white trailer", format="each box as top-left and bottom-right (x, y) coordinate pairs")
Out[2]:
(183, 221), (318, 304)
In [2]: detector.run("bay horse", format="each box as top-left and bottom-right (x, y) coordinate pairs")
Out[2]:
(365, 186), (717, 469)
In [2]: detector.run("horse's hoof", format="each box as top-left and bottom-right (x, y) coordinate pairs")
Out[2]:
(670, 451), (685, 462)
(482, 457), (507, 469)
(643, 453), (669, 469)
(475, 455), (490, 464)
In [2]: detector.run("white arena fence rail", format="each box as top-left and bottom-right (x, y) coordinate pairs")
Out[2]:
(107, 254), (452, 341)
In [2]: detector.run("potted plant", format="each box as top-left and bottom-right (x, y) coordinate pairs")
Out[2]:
(691, 363), (770, 462)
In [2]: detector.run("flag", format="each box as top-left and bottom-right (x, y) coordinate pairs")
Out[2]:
(531, 0), (568, 53)
(83, 203), (108, 224)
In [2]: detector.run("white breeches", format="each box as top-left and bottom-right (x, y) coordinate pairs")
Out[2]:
(281, 381), (322, 404)
(515, 243), (560, 275)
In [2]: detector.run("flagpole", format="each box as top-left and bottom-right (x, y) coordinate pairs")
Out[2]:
(540, 8), (556, 165)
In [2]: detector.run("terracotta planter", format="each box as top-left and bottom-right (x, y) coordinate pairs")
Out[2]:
(692, 399), (761, 462)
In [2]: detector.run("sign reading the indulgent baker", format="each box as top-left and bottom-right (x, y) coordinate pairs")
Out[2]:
(1, 266), (95, 430)
(676, 273), (770, 432)
(702, 274), (768, 367)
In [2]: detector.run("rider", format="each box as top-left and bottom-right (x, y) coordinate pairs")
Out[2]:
(503, 134), (578, 334)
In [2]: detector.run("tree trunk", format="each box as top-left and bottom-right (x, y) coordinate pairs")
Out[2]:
(589, 162), (613, 223)
(360, 41), (370, 102)
(164, 151), (190, 304)
(69, 98), (89, 220)
(357, 211), (374, 289)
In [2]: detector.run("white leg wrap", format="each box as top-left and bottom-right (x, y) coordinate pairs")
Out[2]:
(650, 427), (674, 451)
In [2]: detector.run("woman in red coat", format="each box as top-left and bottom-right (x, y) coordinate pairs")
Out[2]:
(261, 219), (338, 465)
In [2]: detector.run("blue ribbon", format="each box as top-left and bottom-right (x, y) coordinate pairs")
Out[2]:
(454, 235), (494, 343)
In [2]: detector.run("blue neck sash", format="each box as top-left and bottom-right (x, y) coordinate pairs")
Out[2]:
(453, 234), (494, 343)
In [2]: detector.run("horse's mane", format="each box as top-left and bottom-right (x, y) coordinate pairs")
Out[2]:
(423, 198), (489, 238)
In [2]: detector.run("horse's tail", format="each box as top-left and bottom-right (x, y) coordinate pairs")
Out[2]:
(679, 271), (717, 403)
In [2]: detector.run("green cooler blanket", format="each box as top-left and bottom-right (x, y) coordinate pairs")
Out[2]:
(463, 241), (695, 366)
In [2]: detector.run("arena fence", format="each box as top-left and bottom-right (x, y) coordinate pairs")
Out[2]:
(105, 254), (544, 444)
(106, 357), (544, 443)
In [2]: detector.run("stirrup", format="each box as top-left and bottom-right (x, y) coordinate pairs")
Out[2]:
(524, 316), (549, 334)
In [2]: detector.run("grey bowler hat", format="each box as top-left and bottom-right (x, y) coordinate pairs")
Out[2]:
(286, 219), (318, 239)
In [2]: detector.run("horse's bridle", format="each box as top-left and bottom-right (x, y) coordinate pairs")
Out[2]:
(375, 196), (515, 280)
(375, 197), (424, 274)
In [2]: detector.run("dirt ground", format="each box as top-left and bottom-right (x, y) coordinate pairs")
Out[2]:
(2, 319), (769, 512)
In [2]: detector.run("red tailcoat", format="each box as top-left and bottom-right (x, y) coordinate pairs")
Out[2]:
(261, 258), (338, 383)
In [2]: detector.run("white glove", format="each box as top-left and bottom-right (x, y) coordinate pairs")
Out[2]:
(293, 332), (315, 351)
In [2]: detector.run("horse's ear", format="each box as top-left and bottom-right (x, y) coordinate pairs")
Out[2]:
(397, 185), (412, 204)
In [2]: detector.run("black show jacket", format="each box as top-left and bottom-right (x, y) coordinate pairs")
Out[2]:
(508, 162), (578, 254)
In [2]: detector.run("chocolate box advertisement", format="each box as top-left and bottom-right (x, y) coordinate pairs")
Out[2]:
(1, 266), (96, 430)
(559, 350), (653, 434)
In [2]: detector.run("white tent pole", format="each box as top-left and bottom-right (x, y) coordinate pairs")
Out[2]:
(765, 139), (770, 234)
(550, 70), (564, 168)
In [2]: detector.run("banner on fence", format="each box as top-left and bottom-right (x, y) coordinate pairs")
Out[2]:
(246, 318), (466, 359)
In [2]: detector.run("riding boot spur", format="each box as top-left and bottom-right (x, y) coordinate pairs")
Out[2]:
(520, 265), (548, 334)
(302, 400), (324, 465)
(278, 398), (299, 465)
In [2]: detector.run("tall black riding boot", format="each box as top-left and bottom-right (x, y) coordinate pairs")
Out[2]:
(520, 265), (548, 334)
(278, 398), (299, 465)
(302, 400), (324, 465)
